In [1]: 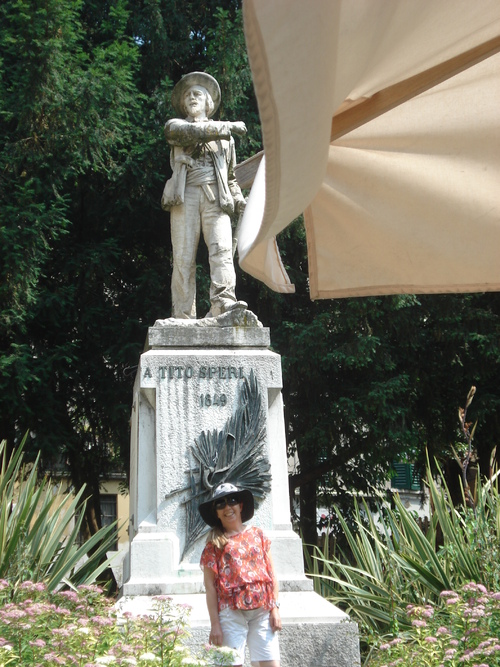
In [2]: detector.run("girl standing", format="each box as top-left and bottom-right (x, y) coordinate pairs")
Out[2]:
(199, 482), (281, 667)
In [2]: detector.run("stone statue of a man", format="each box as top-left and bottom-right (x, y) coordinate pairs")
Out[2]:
(161, 72), (247, 319)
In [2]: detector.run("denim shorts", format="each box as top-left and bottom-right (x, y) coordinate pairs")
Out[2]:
(219, 606), (280, 665)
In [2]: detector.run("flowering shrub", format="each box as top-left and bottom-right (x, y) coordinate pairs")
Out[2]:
(0, 580), (235, 666)
(368, 582), (500, 667)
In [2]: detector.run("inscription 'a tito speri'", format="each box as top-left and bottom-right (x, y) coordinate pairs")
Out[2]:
(142, 365), (245, 380)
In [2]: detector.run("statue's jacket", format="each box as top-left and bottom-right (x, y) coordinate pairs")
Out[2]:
(162, 119), (243, 216)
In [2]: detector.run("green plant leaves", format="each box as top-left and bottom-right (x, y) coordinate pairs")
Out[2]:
(307, 457), (500, 638)
(0, 437), (119, 589)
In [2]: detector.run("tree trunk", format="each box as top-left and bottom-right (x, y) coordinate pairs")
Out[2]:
(300, 479), (318, 558)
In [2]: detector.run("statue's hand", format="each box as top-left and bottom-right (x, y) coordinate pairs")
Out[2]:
(230, 121), (247, 137)
(235, 198), (247, 216)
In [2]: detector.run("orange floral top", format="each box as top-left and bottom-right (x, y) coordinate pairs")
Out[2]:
(200, 526), (276, 612)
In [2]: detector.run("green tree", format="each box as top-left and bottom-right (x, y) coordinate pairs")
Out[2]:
(0, 0), (260, 536)
(0, 0), (159, 532)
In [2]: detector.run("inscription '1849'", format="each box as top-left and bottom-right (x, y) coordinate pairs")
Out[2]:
(200, 394), (227, 407)
(142, 365), (245, 380)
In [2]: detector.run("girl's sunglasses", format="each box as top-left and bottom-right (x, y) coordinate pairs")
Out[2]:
(214, 495), (240, 510)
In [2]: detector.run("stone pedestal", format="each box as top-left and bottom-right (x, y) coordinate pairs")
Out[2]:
(120, 322), (360, 666)
(117, 591), (361, 667)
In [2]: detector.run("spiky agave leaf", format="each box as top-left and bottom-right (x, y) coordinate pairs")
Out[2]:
(0, 438), (119, 588)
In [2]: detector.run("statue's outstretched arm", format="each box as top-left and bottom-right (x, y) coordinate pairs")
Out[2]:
(164, 119), (246, 146)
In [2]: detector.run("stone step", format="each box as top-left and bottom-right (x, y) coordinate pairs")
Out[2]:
(117, 591), (361, 667)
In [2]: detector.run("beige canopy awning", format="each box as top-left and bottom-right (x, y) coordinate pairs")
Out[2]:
(237, 0), (500, 298)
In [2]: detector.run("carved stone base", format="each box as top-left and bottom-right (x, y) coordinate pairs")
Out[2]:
(123, 327), (310, 595)
(154, 304), (262, 330)
(148, 320), (270, 349)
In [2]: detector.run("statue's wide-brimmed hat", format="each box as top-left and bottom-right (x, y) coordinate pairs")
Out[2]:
(171, 71), (221, 118)
(198, 483), (254, 527)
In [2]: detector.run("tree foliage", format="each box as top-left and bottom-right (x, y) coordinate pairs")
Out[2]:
(0, 0), (258, 536)
(1, 0), (500, 543)
(273, 276), (500, 543)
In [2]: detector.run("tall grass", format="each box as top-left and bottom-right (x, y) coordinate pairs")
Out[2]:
(306, 457), (500, 637)
(0, 437), (119, 591)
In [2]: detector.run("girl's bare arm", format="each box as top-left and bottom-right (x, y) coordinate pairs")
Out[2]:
(267, 552), (282, 632)
(203, 567), (224, 645)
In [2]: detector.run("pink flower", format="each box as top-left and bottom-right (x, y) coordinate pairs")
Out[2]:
(52, 628), (72, 637)
(29, 639), (47, 647)
(471, 607), (486, 618)
(91, 615), (114, 626)
(58, 591), (80, 603)
(44, 654), (67, 665)
(78, 584), (103, 594)
(3, 609), (27, 619)
(463, 582), (487, 594)
(54, 607), (71, 615)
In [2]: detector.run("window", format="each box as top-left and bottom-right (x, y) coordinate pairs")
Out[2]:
(100, 494), (118, 551)
(75, 494), (118, 549)
(391, 462), (421, 491)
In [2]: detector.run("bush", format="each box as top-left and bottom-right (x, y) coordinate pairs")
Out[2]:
(368, 582), (500, 667)
(0, 579), (235, 666)
(305, 452), (500, 665)
(0, 438), (119, 590)
(307, 458), (500, 633)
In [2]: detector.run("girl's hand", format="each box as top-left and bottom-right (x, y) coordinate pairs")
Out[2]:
(209, 620), (224, 646)
(269, 607), (282, 632)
